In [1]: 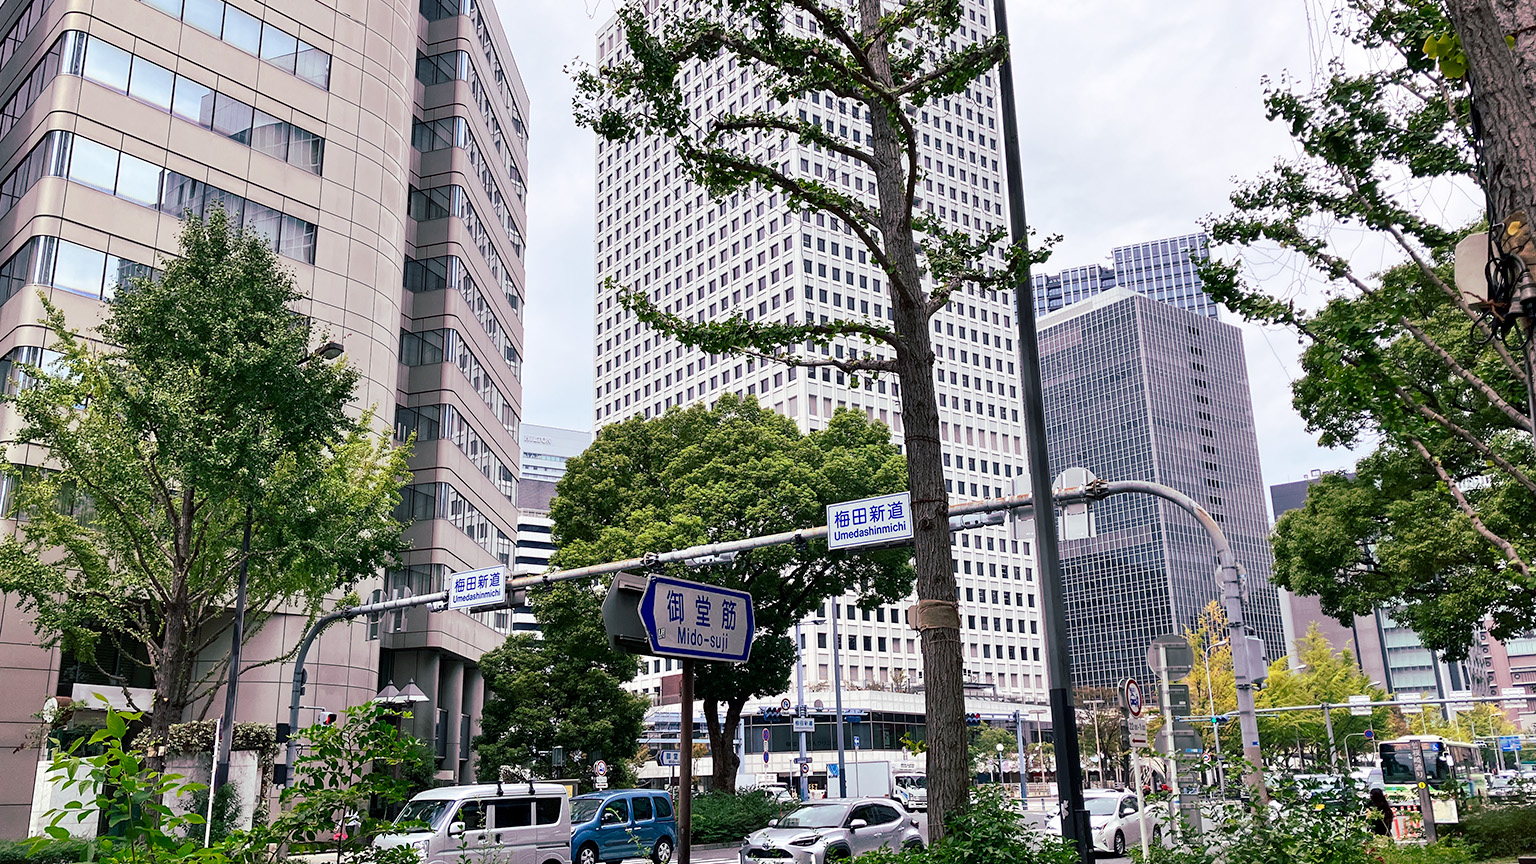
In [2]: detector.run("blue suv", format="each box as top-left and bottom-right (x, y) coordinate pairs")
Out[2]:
(570, 789), (676, 864)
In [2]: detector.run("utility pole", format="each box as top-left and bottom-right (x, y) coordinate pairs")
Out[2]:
(831, 604), (848, 797)
(679, 661), (694, 864)
(992, 0), (1090, 858)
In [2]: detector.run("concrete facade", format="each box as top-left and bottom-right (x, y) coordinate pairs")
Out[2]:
(0, 0), (530, 834)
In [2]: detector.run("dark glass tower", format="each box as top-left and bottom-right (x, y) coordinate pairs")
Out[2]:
(1033, 233), (1216, 320)
(1038, 288), (1284, 688)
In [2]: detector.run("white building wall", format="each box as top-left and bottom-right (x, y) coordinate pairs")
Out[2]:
(593, 0), (1045, 705)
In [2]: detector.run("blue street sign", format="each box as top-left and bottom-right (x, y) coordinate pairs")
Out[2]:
(1501, 735), (1522, 753)
(638, 575), (755, 662)
(854, 736), (861, 748)
(828, 764), (839, 778)
(827, 492), (914, 550)
(659, 750), (681, 766)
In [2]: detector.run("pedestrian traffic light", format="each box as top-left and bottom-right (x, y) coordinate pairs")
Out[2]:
(965, 713), (982, 726)
(760, 707), (782, 720)
(315, 709), (337, 726)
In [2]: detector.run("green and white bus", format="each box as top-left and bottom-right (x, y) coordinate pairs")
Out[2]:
(1378, 735), (1487, 823)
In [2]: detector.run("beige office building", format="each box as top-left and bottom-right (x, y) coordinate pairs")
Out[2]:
(0, 0), (529, 835)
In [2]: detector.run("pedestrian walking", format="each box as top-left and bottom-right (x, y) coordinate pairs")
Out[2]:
(1367, 787), (1394, 837)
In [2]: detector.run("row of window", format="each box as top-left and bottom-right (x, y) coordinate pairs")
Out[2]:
(413, 117), (525, 259)
(416, 51), (526, 199)
(0, 0), (50, 72)
(394, 481), (513, 564)
(0, 235), (155, 306)
(394, 402), (516, 501)
(0, 131), (317, 264)
(399, 327), (518, 438)
(405, 253), (521, 362)
(72, 32), (325, 174)
(138, 0), (331, 89)
(409, 185), (524, 331)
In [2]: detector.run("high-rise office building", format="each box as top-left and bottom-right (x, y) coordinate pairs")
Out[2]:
(1033, 233), (1215, 319)
(593, 3), (1047, 705)
(0, 0), (529, 833)
(1038, 287), (1284, 689)
(515, 424), (590, 592)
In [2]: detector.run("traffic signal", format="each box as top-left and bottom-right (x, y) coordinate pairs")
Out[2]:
(760, 706), (782, 720)
(965, 713), (982, 726)
(315, 709), (338, 726)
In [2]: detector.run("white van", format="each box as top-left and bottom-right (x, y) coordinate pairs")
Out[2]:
(374, 783), (571, 864)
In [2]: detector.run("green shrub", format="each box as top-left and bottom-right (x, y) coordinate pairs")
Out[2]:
(1448, 803), (1536, 858)
(690, 790), (784, 844)
(0, 837), (93, 864)
(1375, 841), (1473, 864)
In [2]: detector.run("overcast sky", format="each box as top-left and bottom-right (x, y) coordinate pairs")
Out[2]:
(498, 0), (1376, 504)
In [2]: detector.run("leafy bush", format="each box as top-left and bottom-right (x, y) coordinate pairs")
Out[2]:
(1446, 803), (1536, 858)
(0, 838), (92, 864)
(1374, 842), (1472, 864)
(858, 787), (1077, 864)
(690, 790), (783, 844)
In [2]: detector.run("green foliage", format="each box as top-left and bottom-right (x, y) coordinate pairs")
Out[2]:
(228, 702), (424, 864)
(1445, 803), (1536, 858)
(0, 838), (93, 864)
(1198, 0), (1536, 660)
(1257, 626), (1394, 760)
(0, 208), (410, 745)
(689, 790), (784, 844)
(472, 613), (649, 792)
(548, 395), (912, 788)
(40, 708), (222, 864)
(969, 726), (1015, 772)
(182, 784), (241, 846)
(857, 787), (1076, 864)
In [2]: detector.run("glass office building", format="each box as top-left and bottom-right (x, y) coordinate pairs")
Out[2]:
(1039, 288), (1284, 688)
(1034, 233), (1216, 320)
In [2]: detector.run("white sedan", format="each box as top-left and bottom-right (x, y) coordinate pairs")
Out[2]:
(1045, 790), (1163, 856)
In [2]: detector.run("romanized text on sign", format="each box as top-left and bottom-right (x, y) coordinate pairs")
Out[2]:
(447, 564), (505, 610)
(826, 491), (914, 550)
(639, 574), (756, 663)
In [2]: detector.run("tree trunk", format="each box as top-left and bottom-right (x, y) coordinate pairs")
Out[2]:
(703, 699), (744, 792)
(858, 0), (965, 836)
(1447, 0), (1536, 222)
(148, 604), (189, 773)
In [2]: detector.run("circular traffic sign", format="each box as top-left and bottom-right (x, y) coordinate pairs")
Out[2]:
(1124, 678), (1144, 717)
(781, 698), (792, 712)
(594, 760), (608, 776)
(801, 762), (810, 775)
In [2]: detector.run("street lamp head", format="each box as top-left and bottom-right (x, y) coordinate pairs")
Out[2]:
(398, 680), (429, 704)
(299, 341), (346, 365)
(996, 743), (1004, 752)
(373, 684), (401, 705)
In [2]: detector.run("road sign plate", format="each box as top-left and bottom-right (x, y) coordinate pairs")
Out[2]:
(854, 736), (861, 748)
(1348, 695), (1372, 717)
(801, 762), (810, 775)
(1501, 735), (1522, 753)
(781, 698), (792, 711)
(658, 750), (681, 766)
(1128, 717), (1148, 747)
(1502, 687), (1527, 709)
(1124, 678), (1145, 717)
(595, 776), (608, 790)
(1396, 693), (1423, 714)
(826, 492), (914, 550)
(594, 760), (608, 776)
(793, 718), (815, 733)
(1146, 634), (1194, 677)
(447, 564), (506, 610)
(638, 575), (755, 662)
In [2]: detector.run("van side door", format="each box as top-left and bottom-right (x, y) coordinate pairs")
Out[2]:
(596, 797), (631, 860)
(489, 798), (536, 864)
(451, 800), (492, 857)
(630, 794), (655, 852)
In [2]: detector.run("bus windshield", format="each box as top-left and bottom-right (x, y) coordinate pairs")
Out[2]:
(1380, 740), (1460, 786)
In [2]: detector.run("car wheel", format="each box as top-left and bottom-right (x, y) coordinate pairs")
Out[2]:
(652, 837), (674, 864)
(903, 839), (925, 852)
(577, 842), (600, 864)
(1152, 827), (1163, 847)
(1113, 831), (1126, 856)
(825, 845), (852, 861)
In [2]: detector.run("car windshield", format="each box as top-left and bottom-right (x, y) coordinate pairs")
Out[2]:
(778, 804), (848, 828)
(1084, 796), (1121, 816)
(570, 798), (604, 826)
(395, 799), (452, 832)
(896, 776), (926, 789)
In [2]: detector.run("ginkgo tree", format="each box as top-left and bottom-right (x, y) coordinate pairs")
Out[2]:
(571, 0), (1051, 829)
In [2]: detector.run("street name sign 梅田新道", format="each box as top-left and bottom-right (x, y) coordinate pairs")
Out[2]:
(447, 564), (505, 610)
(826, 492), (914, 550)
(638, 574), (755, 663)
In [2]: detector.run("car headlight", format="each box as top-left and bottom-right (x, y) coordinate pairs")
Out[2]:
(410, 838), (431, 852)
(789, 835), (821, 847)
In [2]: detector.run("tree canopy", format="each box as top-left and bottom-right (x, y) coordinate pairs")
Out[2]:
(0, 208), (409, 751)
(549, 394), (913, 790)
(1199, 0), (1536, 659)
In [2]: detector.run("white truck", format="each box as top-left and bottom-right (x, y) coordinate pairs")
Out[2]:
(833, 761), (925, 810)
